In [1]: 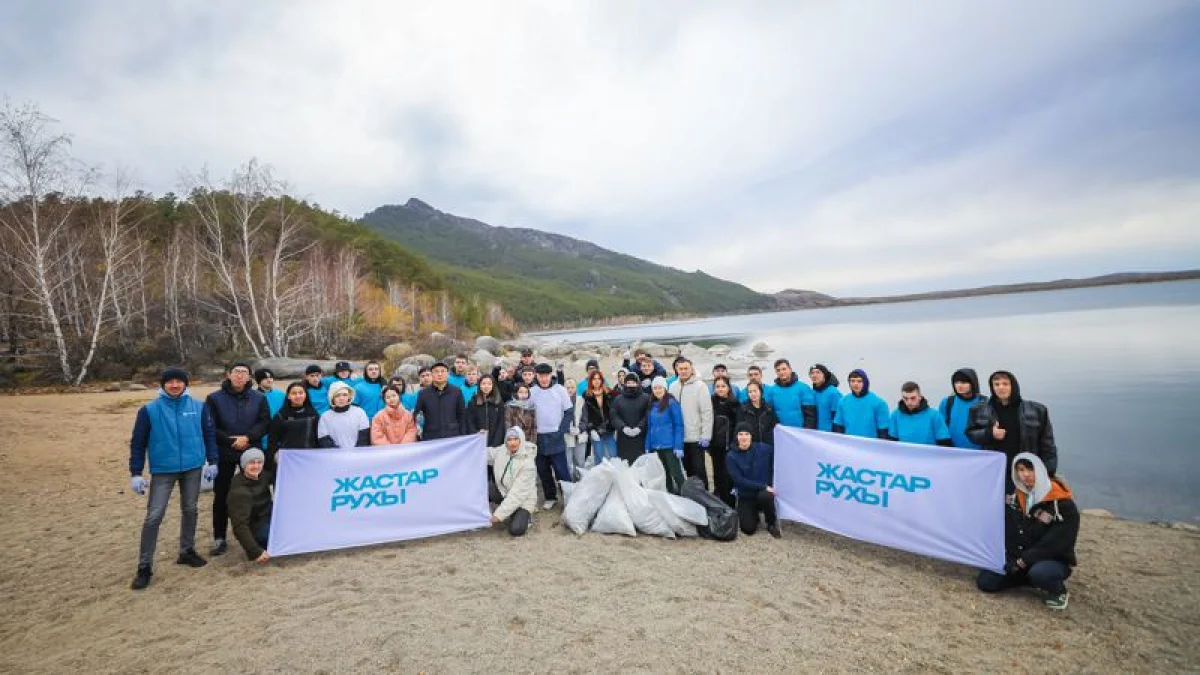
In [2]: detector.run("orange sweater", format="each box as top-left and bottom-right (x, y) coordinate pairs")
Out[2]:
(370, 406), (419, 445)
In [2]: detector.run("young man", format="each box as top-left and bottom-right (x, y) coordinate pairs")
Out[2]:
(400, 367), (430, 412)
(966, 370), (1058, 487)
(737, 365), (767, 404)
(226, 448), (273, 565)
(303, 365), (331, 415)
(939, 368), (987, 449)
(528, 363), (574, 509)
(622, 349), (667, 379)
(460, 365), (480, 403)
(976, 453), (1078, 610)
(413, 362), (467, 441)
(888, 382), (952, 446)
(353, 361), (387, 420)
(326, 360), (358, 385)
(726, 424), (780, 538)
(254, 368), (286, 450)
(668, 359), (714, 486)
(765, 359), (817, 429)
(832, 369), (890, 439)
(128, 367), (219, 590)
(448, 354), (469, 390)
(665, 356), (686, 389)
(206, 361), (270, 556)
(486, 427), (539, 537)
(808, 364), (842, 432)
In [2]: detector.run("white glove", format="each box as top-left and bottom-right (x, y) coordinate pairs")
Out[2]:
(570, 425), (580, 436)
(202, 464), (218, 482)
(130, 476), (147, 495)
(590, 430), (601, 442)
(622, 426), (637, 437)
(629, 427), (642, 437)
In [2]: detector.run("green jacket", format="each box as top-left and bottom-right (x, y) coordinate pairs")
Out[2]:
(226, 471), (273, 559)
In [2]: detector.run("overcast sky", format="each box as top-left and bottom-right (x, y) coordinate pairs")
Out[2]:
(4, 1), (1198, 295)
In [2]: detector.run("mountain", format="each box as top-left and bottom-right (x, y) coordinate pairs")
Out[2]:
(359, 199), (775, 324)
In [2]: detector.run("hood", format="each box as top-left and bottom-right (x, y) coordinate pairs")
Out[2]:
(987, 370), (1022, 407)
(328, 381), (356, 405)
(774, 372), (799, 388)
(849, 369), (871, 396)
(811, 364), (839, 391)
(505, 426), (527, 445)
(897, 396), (930, 415)
(1012, 452), (1072, 514)
(951, 368), (981, 400)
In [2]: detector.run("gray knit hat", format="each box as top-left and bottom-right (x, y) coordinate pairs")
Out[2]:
(240, 448), (265, 471)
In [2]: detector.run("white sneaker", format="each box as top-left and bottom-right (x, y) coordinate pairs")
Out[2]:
(542, 499), (557, 510)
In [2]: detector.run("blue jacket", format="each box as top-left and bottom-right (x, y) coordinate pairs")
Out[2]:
(646, 397), (684, 453)
(834, 392), (890, 438)
(353, 379), (386, 419)
(726, 442), (774, 494)
(447, 373), (467, 390)
(305, 380), (331, 415)
(129, 389), (218, 475)
(765, 375), (817, 429)
(939, 368), (987, 449)
(259, 388), (287, 449)
(460, 383), (478, 404)
(888, 399), (951, 446)
(205, 381), (270, 455)
(812, 384), (842, 432)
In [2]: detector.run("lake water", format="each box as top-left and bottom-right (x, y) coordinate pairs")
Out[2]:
(535, 281), (1200, 523)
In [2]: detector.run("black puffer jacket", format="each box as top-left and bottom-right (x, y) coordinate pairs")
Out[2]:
(966, 371), (1058, 475)
(710, 394), (741, 452)
(737, 401), (779, 446)
(467, 393), (506, 447)
(581, 388), (616, 435)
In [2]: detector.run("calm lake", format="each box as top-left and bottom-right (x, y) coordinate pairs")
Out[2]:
(536, 281), (1200, 523)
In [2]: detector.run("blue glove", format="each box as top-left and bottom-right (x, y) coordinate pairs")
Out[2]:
(699, 440), (710, 449)
(203, 464), (218, 482)
(130, 476), (147, 495)
(673, 448), (684, 459)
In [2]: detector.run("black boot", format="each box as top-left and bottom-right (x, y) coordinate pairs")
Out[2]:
(131, 565), (153, 590)
(176, 548), (208, 568)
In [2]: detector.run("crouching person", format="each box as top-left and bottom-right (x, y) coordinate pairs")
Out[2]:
(486, 427), (538, 537)
(726, 423), (781, 538)
(976, 452), (1079, 610)
(227, 449), (274, 564)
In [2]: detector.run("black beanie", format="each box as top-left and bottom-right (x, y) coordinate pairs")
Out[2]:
(305, 364), (323, 375)
(253, 368), (274, 384)
(160, 366), (190, 387)
(735, 422), (753, 436)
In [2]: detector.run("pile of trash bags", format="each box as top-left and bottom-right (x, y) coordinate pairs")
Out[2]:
(560, 455), (737, 540)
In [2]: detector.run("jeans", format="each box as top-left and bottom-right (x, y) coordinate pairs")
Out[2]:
(138, 468), (202, 566)
(535, 450), (572, 501)
(591, 433), (617, 465)
(736, 489), (777, 535)
(254, 523), (270, 551)
(976, 561), (1072, 595)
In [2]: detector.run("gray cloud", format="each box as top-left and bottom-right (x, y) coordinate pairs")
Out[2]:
(3, 0), (1197, 295)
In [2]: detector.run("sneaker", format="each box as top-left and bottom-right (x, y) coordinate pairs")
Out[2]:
(131, 565), (153, 591)
(176, 548), (208, 568)
(210, 539), (227, 556)
(542, 499), (557, 510)
(767, 524), (782, 539)
(1045, 591), (1069, 611)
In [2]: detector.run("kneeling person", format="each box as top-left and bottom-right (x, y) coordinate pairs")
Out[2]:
(227, 449), (273, 564)
(976, 453), (1078, 610)
(486, 427), (539, 536)
(726, 423), (781, 538)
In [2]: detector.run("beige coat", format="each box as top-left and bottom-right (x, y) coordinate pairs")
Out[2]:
(487, 437), (539, 522)
(668, 373), (714, 443)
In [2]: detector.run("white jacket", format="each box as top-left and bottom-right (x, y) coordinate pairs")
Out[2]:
(487, 435), (539, 521)
(668, 374), (713, 443)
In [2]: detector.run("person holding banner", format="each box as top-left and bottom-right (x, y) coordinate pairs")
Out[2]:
(226, 448), (274, 564)
(888, 382), (952, 446)
(317, 382), (371, 448)
(414, 362), (468, 441)
(737, 381), (778, 446)
(371, 385), (419, 445)
(726, 423), (780, 538)
(976, 453), (1078, 610)
(832, 369), (890, 439)
(486, 427), (539, 536)
(966, 370), (1059, 486)
(646, 377), (686, 494)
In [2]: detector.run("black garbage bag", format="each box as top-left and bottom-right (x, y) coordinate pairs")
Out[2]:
(680, 477), (738, 541)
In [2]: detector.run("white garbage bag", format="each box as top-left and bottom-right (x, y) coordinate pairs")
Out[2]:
(632, 453), (667, 492)
(612, 461), (676, 538)
(590, 485), (637, 536)
(562, 463), (614, 535)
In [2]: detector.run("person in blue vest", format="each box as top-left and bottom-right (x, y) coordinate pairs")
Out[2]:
(765, 359), (817, 429)
(938, 368), (987, 449)
(128, 367), (219, 590)
(888, 381), (952, 446)
(832, 369), (890, 439)
(353, 361), (386, 419)
(303, 365), (331, 415)
(206, 361), (270, 557)
(254, 368), (286, 450)
(808, 364), (842, 432)
(324, 360), (358, 386)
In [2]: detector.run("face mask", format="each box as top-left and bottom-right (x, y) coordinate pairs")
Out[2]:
(624, 385), (639, 394)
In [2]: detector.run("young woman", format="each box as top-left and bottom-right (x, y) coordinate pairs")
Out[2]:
(370, 385), (419, 445)
(709, 375), (740, 507)
(645, 377), (686, 494)
(353, 361), (387, 420)
(563, 378), (588, 479)
(504, 383), (538, 444)
(580, 370), (617, 466)
(317, 382), (371, 448)
(467, 375), (507, 447)
(267, 382), (319, 470)
(737, 381), (779, 446)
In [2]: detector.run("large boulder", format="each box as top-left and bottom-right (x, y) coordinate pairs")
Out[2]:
(401, 354), (438, 369)
(708, 344), (732, 357)
(391, 363), (421, 383)
(474, 335), (502, 355)
(502, 337), (540, 353)
(633, 341), (676, 358)
(382, 342), (416, 362)
(679, 343), (709, 362)
(750, 342), (774, 357)
(472, 349), (498, 368)
(540, 342), (576, 359)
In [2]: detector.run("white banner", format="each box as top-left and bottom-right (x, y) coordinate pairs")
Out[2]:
(268, 435), (490, 557)
(774, 426), (1005, 572)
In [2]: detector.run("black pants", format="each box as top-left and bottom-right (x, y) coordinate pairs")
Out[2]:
(212, 453), (239, 540)
(976, 561), (1072, 595)
(509, 508), (531, 537)
(737, 489), (777, 535)
(708, 447), (734, 507)
(683, 442), (708, 486)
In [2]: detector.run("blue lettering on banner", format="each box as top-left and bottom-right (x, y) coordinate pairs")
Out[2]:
(815, 462), (931, 509)
(330, 468), (439, 512)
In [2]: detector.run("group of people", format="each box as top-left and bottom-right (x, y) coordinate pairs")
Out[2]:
(127, 347), (1079, 611)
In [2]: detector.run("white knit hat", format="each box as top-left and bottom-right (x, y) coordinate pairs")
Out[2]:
(651, 376), (668, 391)
(328, 381), (355, 405)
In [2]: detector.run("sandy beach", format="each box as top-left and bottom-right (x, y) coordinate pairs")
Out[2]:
(0, 387), (1196, 673)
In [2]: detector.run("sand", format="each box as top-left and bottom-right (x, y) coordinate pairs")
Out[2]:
(0, 388), (1197, 674)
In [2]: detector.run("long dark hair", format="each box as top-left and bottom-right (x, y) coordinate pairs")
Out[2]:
(653, 386), (673, 413)
(474, 375), (500, 405)
(712, 375), (733, 400)
(745, 381), (766, 407)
